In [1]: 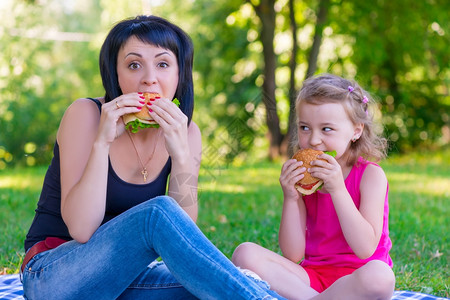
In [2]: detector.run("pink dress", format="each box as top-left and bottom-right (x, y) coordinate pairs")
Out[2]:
(300, 157), (393, 268)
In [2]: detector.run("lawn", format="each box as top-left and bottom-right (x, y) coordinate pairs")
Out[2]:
(0, 149), (448, 297)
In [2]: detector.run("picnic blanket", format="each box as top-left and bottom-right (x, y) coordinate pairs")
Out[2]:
(0, 275), (23, 300)
(1, 274), (448, 300)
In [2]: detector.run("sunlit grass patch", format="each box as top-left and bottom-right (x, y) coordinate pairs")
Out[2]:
(0, 166), (47, 273)
(381, 148), (449, 296)
(0, 167), (46, 191)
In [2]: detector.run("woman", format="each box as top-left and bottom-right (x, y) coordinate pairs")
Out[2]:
(22, 15), (283, 300)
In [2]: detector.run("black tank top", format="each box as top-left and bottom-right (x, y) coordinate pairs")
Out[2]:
(24, 98), (171, 251)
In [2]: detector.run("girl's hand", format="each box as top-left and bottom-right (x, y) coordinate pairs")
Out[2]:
(309, 153), (345, 194)
(148, 97), (189, 161)
(96, 93), (143, 145)
(280, 159), (305, 201)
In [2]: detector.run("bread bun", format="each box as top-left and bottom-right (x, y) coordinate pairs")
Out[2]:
(123, 92), (160, 125)
(292, 149), (324, 195)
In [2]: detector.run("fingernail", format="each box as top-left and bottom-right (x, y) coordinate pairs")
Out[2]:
(139, 101), (145, 104)
(139, 96), (145, 99)
(137, 107), (142, 110)
(138, 92), (143, 95)
(149, 108), (153, 112)
(148, 102), (152, 105)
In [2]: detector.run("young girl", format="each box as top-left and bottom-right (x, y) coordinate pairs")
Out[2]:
(232, 74), (395, 299)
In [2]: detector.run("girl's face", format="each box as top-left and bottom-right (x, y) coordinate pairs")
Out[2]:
(117, 36), (179, 98)
(297, 101), (363, 164)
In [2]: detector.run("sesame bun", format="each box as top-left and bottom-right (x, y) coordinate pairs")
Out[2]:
(292, 149), (324, 195)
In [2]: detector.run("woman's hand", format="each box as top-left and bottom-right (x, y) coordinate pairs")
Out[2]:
(309, 153), (345, 194)
(148, 97), (189, 161)
(96, 93), (144, 145)
(280, 159), (305, 201)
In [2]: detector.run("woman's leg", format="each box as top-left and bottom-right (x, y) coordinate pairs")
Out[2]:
(311, 260), (395, 300)
(23, 196), (283, 300)
(116, 261), (198, 300)
(233, 242), (319, 300)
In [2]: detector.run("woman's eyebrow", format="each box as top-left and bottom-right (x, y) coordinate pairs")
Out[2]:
(155, 51), (172, 58)
(125, 52), (142, 58)
(124, 51), (172, 59)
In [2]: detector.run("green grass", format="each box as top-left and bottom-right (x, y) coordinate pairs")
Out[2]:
(0, 166), (47, 274)
(1, 150), (448, 297)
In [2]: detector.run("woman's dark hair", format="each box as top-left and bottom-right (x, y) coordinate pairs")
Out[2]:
(99, 15), (194, 123)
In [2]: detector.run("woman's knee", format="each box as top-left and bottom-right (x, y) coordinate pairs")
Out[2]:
(152, 195), (177, 205)
(358, 260), (395, 297)
(136, 196), (182, 220)
(145, 196), (178, 211)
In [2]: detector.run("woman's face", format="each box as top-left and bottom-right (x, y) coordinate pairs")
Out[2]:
(117, 36), (179, 99)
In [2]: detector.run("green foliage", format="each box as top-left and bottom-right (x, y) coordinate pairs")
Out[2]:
(187, 1), (266, 164)
(326, 0), (450, 153)
(0, 1), (103, 168)
(1, 0), (448, 168)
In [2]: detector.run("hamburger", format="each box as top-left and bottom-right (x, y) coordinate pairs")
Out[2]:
(124, 92), (181, 133)
(292, 149), (336, 195)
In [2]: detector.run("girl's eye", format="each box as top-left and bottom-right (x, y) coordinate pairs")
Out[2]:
(128, 62), (141, 70)
(323, 127), (332, 132)
(300, 125), (310, 131)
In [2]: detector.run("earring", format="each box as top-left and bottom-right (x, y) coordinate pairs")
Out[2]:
(352, 136), (359, 142)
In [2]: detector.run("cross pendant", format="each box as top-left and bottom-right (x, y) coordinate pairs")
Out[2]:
(142, 169), (148, 182)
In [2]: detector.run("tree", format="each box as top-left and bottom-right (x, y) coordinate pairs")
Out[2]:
(2, 0), (447, 168)
(285, 0), (331, 157)
(0, 0), (103, 168)
(335, 0), (450, 152)
(0, 0), (159, 167)
(248, 0), (283, 160)
(285, 0), (299, 157)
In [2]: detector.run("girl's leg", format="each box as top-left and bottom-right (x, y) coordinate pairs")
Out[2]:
(23, 196), (282, 300)
(312, 260), (395, 300)
(233, 242), (319, 300)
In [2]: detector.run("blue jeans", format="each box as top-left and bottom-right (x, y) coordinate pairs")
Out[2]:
(22, 196), (285, 300)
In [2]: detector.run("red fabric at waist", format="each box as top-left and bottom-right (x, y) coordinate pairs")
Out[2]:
(21, 237), (68, 272)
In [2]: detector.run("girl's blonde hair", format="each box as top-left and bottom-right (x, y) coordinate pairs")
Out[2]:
(295, 73), (388, 166)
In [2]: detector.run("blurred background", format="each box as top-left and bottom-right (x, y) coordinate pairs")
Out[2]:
(1, 2), (449, 293)
(0, 0), (449, 169)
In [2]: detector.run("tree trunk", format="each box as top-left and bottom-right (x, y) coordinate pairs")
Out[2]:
(284, 0), (331, 158)
(251, 0), (282, 160)
(283, 0), (299, 158)
(305, 0), (330, 79)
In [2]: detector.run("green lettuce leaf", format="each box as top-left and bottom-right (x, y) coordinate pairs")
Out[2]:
(172, 98), (180, 106)
(126, 120), (160, 133)
(126, 98), (181, 133)
(305, 150), (336, 194)
(324, 150), (337, 157)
